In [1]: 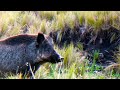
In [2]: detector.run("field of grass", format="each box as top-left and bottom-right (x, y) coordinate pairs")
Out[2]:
(0, 11), (120, 79)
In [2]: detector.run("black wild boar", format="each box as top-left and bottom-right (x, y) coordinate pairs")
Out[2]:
(0, 32), (63, 78)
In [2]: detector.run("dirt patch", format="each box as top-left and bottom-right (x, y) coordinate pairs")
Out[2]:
(51, 25), (120, 68)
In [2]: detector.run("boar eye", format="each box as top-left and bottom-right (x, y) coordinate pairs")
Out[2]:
(45, 46), (52, 53)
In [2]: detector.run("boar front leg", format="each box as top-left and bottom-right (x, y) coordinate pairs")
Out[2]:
(18, 62), (35, 79)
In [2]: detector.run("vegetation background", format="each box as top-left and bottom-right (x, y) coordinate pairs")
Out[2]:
(0, 11), (120, 79)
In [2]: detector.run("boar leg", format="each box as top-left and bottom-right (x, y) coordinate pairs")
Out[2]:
(17, 62), (34, 79)
(18, 62), (41, 79)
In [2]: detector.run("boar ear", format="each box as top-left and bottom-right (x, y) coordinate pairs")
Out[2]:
(36, 33), (45, 44)
(49, 32), (53, 38)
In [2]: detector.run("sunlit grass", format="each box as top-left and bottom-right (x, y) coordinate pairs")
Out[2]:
(0, 11), (120, 79)
(1, 11), (120, 36)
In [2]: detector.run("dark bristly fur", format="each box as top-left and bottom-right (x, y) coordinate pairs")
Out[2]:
(0, 33), (63, 78)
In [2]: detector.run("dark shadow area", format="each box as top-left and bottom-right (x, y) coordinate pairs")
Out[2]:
(51, 25), (120, 67)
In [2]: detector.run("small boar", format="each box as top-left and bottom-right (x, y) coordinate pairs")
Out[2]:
(0, 32), (63, 78)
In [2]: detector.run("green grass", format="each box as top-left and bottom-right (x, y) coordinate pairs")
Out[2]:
(90, 50), (100, 72)
(0, 11), (120, 79)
